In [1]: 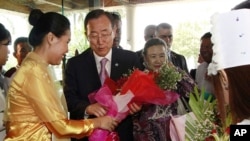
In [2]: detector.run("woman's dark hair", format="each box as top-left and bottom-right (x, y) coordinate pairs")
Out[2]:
(232, 0), (250, 10)
(200, 32), (212, 40)
(213, 65), (250, 124)
(0, 23), (11, 43)
(211, 71), (228, 126)
(28, 9), (70, 48)
(225, 65), (250, 123)
(142, 38), (167, 56)
(84, 9), (114, 31)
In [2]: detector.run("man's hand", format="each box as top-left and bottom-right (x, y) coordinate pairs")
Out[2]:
(128, 102), (142, 115)
(86, 103), (107, 117)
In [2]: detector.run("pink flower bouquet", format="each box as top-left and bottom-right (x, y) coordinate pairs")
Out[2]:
(89, 69), (179, 141)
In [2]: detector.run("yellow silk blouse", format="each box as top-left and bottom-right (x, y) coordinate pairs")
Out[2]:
(4, 52), (94, 141)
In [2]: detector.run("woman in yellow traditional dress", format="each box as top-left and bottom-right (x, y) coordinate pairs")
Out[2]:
(4, 9), (117, 141)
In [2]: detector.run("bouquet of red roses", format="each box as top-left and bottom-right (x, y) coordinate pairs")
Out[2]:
(89, 67), (181, 141)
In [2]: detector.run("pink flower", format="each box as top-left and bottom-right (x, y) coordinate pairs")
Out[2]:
(88, 69), (179, 141)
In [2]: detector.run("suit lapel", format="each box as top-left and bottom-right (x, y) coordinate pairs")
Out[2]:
(170, 51), (177, 65)
(110, 48), (124, 80)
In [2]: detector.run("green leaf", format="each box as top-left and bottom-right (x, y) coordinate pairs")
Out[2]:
(185, 86), (216, 140)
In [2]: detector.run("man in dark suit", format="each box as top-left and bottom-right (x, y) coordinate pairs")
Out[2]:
(63, 9), (142, 141)
(155, 23), (189, 73)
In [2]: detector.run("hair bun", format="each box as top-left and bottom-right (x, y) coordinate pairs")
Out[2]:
(28, 9), (44, 26)
(0, 23), (6, 31)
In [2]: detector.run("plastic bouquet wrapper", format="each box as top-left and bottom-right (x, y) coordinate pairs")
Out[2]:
(88, 69), (180, 141)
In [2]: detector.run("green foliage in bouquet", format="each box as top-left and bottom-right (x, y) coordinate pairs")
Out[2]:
(185, 87), (231, 141)
(154, 63), (182, 90)
(119, 64), (182, 91)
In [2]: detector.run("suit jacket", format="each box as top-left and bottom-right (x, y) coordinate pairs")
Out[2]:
(63, 47), (143, 141)
(170, 51), (189, 73)
(135, 49), (145, 70)
(113, 45), (123, 49)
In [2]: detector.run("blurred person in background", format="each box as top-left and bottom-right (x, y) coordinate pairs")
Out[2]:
(155, 22), (189, 73)
(111, 12), (123, 49)
(195, 32), (214, 99)
(4, 37), (32, 78)
(0, 22), (11, 141)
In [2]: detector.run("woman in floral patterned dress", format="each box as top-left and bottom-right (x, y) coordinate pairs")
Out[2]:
(133, 38), (195, 141)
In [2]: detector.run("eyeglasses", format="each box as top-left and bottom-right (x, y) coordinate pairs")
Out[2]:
(88, 31), (113, 41)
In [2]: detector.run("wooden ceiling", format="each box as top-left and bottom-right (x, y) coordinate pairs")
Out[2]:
(0, 0), (172, 14)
